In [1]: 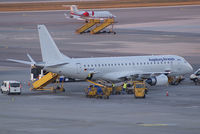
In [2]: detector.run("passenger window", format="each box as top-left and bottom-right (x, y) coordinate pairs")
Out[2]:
(108, 64), (110, 66)
(144, 62), (145, 65)
(105, 64), (107, 66)
(111, 64), (113, 66)
(98, 64), (100, 67)
(129, 63), (131, 65)
(137, 63), (139, 65)
(140, 62), (142, 65)
(132, 63), (135, 65)
(102, 64), (104, 67)
(118, 63), (120, 66)
(95, 64), (97, 67)
(84, 65), (86, 67)
(121, 63), (123, 66)
(88, 65), (90, 67)
(125, 63), (127, 66)
(91, 64), (93, 67)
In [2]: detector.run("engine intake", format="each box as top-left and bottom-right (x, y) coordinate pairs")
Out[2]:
(146, 74), (168, 86)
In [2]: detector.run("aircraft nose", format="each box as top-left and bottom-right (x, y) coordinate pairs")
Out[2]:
(187, 63), (193, 73)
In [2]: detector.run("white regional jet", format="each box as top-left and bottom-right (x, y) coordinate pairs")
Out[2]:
(65, 5), (116, 21)
(8, 25), (193, 86)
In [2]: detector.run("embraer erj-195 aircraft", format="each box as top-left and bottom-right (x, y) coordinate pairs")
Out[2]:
(8, 25), (193, 86)
(65, 5), (116, 21)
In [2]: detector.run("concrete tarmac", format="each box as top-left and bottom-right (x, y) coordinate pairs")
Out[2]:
(0, 5), (200, 134)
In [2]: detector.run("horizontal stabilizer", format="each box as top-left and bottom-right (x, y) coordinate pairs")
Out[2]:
(7, 59), (33, 65)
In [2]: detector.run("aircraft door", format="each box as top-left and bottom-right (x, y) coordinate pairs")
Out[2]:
(176, 59), (182, 71)
(76, 63), (81, 74)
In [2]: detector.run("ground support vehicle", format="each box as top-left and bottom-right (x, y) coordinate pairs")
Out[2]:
(168, 76), (185, 85)
(1, 81), (21, 95)
(133, 81), (147, 98)
(85, 86), (97, 98)
(85, 85), (110, 99)
(190, 68), (200, 85)
(114, 86), (122, 95)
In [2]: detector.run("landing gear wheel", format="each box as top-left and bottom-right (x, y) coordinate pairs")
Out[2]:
(7, 91), (10, 95)
(194, 78), (198, 85)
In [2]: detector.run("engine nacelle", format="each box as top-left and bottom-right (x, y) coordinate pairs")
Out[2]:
(146, 74), (168, 86)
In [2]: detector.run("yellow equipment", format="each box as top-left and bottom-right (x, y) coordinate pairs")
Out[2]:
(76, 19), (100, 34)
(168, 76), (184, 85)
(85, 85), (97, 98)
(102, 87), (111, 99)
(106, 86), (113, 94)
(85, 79), (111, 99)
(85, 86), (110, 99)
(86, 79), (105, 87)
(115, 86), (122, 95)
(76, 18), (116, 34)
(90, 18), (115, 34)
(133, 81), (147, 98)
(31, 72), (64, 92)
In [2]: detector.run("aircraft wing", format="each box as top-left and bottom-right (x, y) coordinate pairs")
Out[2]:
(102, 71), (170, 81)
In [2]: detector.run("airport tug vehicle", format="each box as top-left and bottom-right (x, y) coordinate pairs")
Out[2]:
(168, 76), (185, 85)
(85, 80), (111, 99)
(190, 68), (200, 85)
(133, 81), (147, 98)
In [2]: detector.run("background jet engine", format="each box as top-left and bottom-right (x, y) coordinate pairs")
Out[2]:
(146, 74), (168, 86)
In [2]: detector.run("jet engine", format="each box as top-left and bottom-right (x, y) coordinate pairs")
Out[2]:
(146, 74), (168, 86)
(83, 12), (89, 17)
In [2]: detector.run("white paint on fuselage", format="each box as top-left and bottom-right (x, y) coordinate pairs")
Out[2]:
(45, 55), (193, 81)
(72, 10), (114, 19)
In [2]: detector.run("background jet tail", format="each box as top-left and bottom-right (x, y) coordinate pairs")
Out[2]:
(70, 5), (78, 13)
(38, 25), (71, 65)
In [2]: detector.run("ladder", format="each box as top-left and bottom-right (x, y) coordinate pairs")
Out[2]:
(76, 19), (100, 34)
(32, 72), (59, 90)
(90, 18), (115, 34)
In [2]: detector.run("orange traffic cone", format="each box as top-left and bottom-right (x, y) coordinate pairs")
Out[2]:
(166, 91), (169, 96)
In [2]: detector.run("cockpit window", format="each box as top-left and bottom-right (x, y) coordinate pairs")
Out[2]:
(196, 71), (200, 76)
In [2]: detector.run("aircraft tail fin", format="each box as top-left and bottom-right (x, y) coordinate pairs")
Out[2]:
(70, 5), (78, 12)
(37, 25), (71, 65)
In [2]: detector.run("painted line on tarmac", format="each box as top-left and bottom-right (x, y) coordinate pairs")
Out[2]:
(137, 123), (177, 127)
